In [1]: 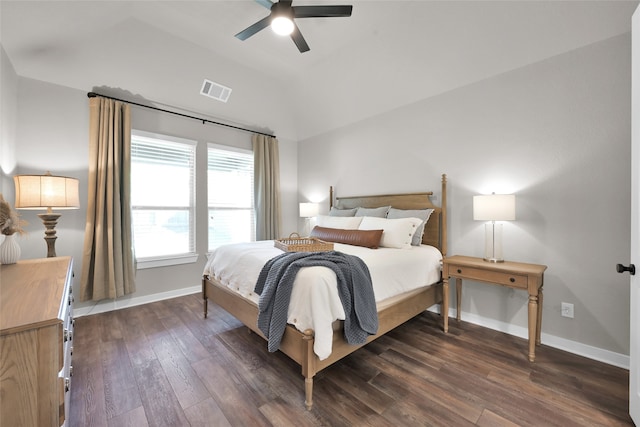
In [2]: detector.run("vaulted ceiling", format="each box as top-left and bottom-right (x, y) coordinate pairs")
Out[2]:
(1, 1), (637, 140)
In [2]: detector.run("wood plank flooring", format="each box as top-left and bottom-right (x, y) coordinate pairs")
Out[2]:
(69, 294), (633, 426)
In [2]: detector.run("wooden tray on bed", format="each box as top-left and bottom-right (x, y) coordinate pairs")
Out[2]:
(274, 233), (334, 252)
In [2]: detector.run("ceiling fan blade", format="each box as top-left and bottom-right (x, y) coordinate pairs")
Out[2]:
(254, 0), (274, 10)
(235, 15), (271, 41)
(290, 23), (310, 53)
(293, 5), (353, 19)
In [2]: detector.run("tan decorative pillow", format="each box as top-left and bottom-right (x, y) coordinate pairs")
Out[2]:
(310, 226), (383, 249)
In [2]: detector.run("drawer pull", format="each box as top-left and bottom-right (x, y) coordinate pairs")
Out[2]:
(70, 366), (73, 377)
(510, 277), (515, 283)
(64, 378), (70, 393)
(457, 269), (462, 274)
(64, 329), (69, 342)
(70, 346), (73, 356)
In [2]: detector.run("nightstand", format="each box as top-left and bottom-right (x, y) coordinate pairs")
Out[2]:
(442, 255), (547, 362)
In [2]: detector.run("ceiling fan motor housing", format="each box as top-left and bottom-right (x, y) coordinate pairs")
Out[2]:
(271, 2), (294, 20)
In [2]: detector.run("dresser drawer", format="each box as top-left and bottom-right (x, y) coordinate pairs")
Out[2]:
(448, 265), (528, 289)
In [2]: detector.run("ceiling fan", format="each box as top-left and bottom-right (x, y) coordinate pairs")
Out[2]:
(235, 0), (353, 53)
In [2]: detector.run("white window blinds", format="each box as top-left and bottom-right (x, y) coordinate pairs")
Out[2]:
(207, 144), (255, 250)
(131, 131), (196, 259)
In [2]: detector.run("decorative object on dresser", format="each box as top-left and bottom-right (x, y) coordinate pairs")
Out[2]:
(0, 233), (21, 264)
(442, 255), (547, 362)
(13, 172), (80, 257)
(0, 193), (26, 264)
(473, 193), (516, 262)
(0, 256), (74, 426)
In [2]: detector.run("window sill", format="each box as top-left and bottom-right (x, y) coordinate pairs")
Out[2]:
(136, 253), (199, 270)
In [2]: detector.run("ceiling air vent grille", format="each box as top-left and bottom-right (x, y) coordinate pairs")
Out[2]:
(200, 79), (232, 103)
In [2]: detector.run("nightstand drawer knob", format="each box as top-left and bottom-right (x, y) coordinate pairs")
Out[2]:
(510, 277), (516, 283)
(457, 269), (462, 274)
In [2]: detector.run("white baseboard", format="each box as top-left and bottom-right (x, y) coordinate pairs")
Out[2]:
(73, 285), (201, 317)
(430, 307), (630, 370)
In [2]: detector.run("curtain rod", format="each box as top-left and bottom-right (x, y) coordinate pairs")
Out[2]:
(87, 92), (276, 139)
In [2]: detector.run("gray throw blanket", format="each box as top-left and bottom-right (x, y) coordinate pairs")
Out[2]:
(254, 251), (378, 353)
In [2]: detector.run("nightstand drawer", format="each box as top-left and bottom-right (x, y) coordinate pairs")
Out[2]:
(448, 265), (528, 289)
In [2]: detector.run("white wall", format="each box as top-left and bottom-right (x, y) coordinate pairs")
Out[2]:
(298, 34), (632, 359)
(0, 45), (18, 196)
(8, 76), (298, 314)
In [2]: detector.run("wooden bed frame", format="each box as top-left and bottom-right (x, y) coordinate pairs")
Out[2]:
(202, 174), (449, 410)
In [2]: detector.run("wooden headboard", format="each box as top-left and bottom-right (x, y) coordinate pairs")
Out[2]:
(329, 174), (447, 256)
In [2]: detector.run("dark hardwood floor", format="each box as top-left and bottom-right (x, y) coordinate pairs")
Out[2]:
(69, 293), (633, 426)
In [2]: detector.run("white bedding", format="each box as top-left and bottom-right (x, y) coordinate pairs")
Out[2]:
(204, 241), (442, 360)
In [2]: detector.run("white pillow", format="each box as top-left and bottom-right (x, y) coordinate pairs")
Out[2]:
(316, 215), (363, 230)
(387, 208), (434, 246)
(358, 216), (423, 249)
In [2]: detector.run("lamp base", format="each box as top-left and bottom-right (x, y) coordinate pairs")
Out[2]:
(484, 222), (504, 263)
(38, 212), (61, 257)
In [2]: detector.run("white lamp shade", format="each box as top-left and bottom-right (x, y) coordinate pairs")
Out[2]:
(473, 194), (516, 221)
(14, 174), (80, 210)
(299, 202), (319, 218)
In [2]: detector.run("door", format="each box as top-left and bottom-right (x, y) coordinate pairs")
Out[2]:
(629, 4), (639, 424)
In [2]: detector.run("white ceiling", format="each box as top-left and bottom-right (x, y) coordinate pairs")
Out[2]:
(1, 0), (638, 140)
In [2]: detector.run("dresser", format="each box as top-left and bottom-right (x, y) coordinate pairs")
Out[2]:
(0, 257), (74, 427)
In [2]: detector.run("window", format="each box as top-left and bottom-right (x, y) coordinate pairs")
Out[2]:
(208, 144), (254, 250)
(131, 131), (196, 263)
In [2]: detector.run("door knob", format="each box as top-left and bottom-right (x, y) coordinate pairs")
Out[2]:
(616, 263), (636, 275)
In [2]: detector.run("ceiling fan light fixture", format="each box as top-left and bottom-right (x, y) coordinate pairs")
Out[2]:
(235, 0), (353, 53)
(271, 16), (294, 36)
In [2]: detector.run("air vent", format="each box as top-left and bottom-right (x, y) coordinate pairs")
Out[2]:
(200, 79), (232, 103)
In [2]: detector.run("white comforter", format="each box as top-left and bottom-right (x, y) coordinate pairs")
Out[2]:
(203, 241), (442, 360)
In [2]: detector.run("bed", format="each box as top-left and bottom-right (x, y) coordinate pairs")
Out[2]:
(202, 174), (449, 409)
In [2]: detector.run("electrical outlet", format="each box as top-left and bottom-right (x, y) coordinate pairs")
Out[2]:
(561, 302), (574, 318)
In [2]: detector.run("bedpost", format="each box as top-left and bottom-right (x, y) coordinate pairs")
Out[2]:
(202, 276), (209, 318)
(302, 329), (315, 410)
(329, 186), (334, 210)
(441, 174), (447, 257)
(441, 173), (449, 333)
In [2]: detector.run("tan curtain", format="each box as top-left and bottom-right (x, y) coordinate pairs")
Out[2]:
(80, 97), (136, 302)
(253, 134), (281, 240)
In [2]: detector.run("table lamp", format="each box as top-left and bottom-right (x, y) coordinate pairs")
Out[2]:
(299, 202), (319, 236)
(473, 193), (516, 262)
(14, 172), (80, 257)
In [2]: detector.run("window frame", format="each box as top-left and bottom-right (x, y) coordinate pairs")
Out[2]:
(131, 130), (199, 269)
